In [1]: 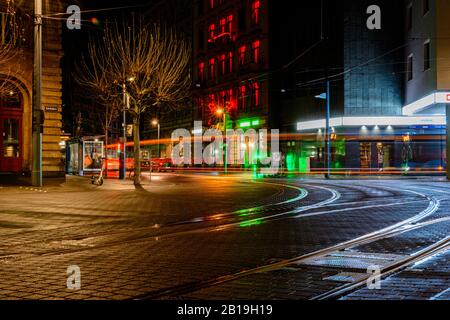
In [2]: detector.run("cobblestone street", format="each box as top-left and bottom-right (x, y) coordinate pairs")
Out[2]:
(0, 174), (449, 300)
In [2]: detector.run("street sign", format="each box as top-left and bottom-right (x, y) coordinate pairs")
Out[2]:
(315, 93), (327, 100)
(126, 124), (133, 137)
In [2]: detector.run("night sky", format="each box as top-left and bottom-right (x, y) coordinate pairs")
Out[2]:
(61, 0), (161, 135)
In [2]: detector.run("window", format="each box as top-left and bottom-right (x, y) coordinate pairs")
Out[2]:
(228, 89), (233, 107)
(2, 118), (19, 158)
(407, 55), (413, 81)
(227, 15), (233, 33)
(208, 24), (215, 42)
(251, 1), (261, 25)
(407, 4), (413, 31)
(220, 18), (226, 34)
(228, 52), (234, 73)
(198, 62), (205, 82)
(0, 87), (22, 109)
(209, 0), (215, 10)
(209, 58), (216, 79)
(239, 85), (247, 110)
(423, 0), (430, 15)
(239, 45), (247, 65)
(251, 83), (260, 107)
(252, 40), (261, 64)
(219, 54), (226, 75)
(423, 41), (431, 71)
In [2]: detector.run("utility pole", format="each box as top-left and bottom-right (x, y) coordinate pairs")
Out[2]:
(223, 95), (228, 175)
(120, 84), (128, 180)
(157, 123), (160, 158)
(325, 80), (331, 179)
(32, 0), (43, 187)
(224, 110), (228, 174)
(446, 104), (450, 180)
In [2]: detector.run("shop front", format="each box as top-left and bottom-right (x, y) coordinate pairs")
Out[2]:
(296, 116), (447, 174)
(0, 86), (23, 173)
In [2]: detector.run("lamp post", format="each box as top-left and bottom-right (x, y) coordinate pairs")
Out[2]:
(32, 0), (43, 187)
(315, 80), (331, 179)
(216, 108), (228, 174)
(152, 120), (161, 159)
(120, 84), (129, 180)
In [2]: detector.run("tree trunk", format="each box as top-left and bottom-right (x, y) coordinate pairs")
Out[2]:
(133, 114), (141, 185)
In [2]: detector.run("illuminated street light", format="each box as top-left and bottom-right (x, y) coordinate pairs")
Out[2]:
(152, 119), (161, 158)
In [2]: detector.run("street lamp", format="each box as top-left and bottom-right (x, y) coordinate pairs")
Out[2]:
(315, 80), (331, 179)
(152, 119), (160, 158)
(216, 107), (228, 174)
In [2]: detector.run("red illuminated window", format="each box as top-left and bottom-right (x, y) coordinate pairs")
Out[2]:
(252, 40), (261, 64)
(228, 52), (234, 73)
(219, 54), (226, 75)
(220, 18), (226, 33)
(251, 1), (261, 25)
(198, 62), (205, 81)
(239, 46), (247, 65)
(239, 85), (246, 110)
(227, 15), (233, 33)
(208, 24), (215, 42)
(209, 0), (215, 10)
(251, 83), (260, 107)
(209, 58), (216, 79)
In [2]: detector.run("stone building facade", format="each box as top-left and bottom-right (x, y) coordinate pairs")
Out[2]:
(0, 1), (65, 178)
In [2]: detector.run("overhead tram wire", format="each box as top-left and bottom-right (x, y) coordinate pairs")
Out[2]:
(294, 34), (450, 89)
(295, 43), (409, 89)
(41, 5), (148, 18)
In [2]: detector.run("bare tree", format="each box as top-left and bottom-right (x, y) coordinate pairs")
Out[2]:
(76, 35), (122, 177)
(88, 19), (190, 185)
(0, 0), (22, 96)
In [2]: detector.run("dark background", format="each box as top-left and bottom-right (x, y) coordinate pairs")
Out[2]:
(61, 0), (161, 136)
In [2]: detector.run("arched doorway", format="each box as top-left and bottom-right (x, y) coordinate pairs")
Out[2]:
(0, 84), (23, 172)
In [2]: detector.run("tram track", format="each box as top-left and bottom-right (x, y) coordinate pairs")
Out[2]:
(1, 179), (443, 302)
(312, 235), (450, 300)
(0, 182), (432, 261)
(134, 185), (441, 300)
(0, 178), (444, 300)
(0, 180), (312, 259)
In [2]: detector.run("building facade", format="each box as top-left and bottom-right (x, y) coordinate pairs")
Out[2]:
(0, 1), (65, 178)
(193, 0), (269, 135)
(294, 0), (449, 173)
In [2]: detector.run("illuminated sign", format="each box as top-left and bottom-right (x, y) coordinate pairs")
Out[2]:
(238, 118), (261, 128)
(403, 92), (450, 115)
(297, 116), (446, 131)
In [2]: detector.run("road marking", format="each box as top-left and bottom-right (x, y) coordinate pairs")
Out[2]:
(430, 287), (450, 300)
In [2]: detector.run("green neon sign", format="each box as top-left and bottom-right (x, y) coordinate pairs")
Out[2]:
(238, 118), (261, 128)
